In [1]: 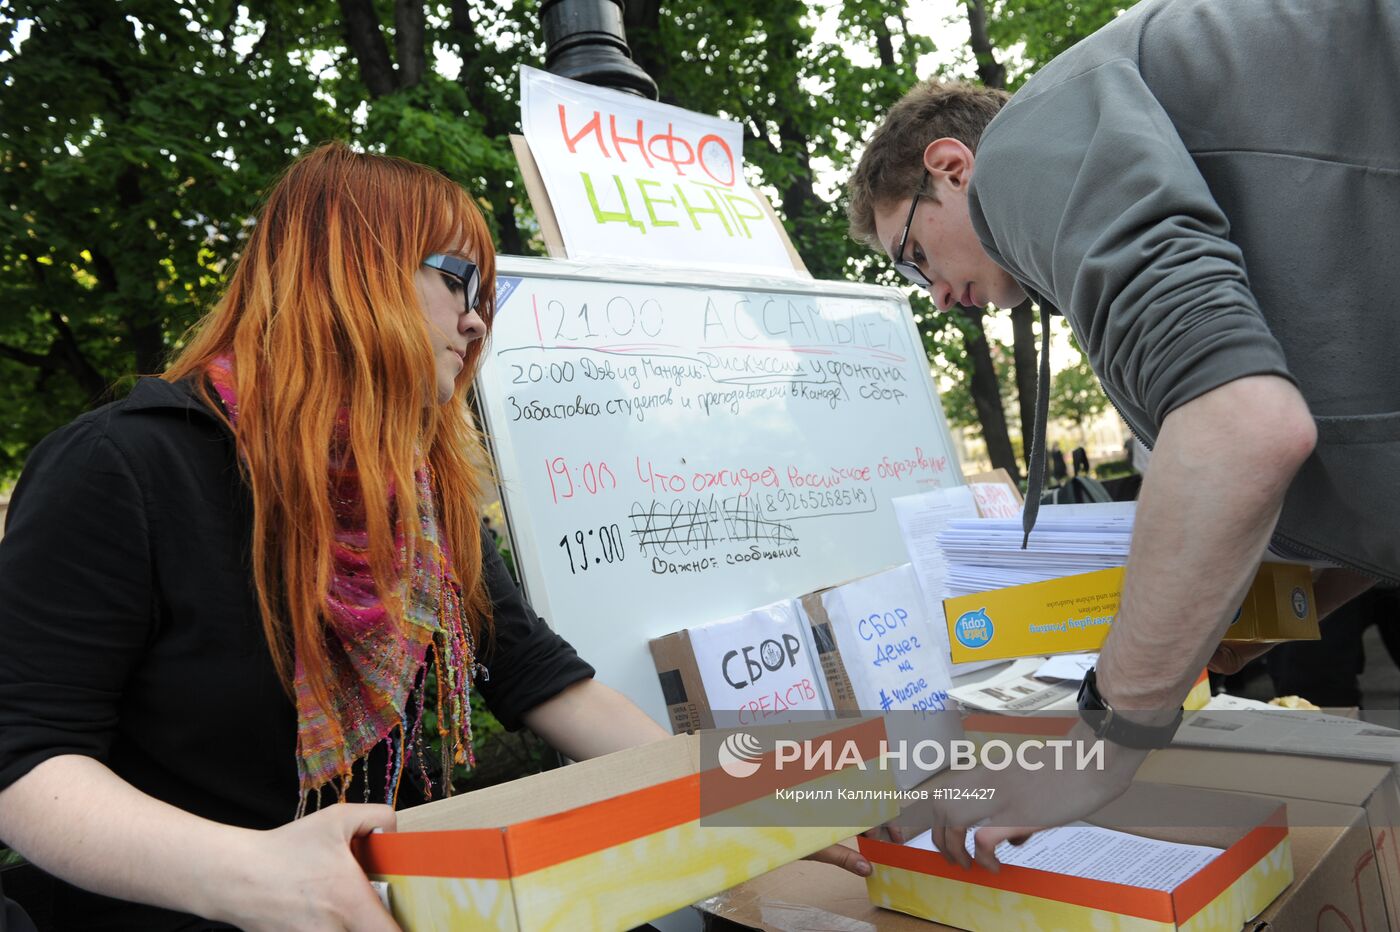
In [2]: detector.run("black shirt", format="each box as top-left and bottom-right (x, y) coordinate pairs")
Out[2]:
(0, 378), (593, 928)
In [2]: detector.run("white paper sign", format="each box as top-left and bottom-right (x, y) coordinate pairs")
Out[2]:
(820, 565), (953, 714)
(687, 599), (829, 727)
(519, 66), (797, 274)
(969, 481), (1021, 518)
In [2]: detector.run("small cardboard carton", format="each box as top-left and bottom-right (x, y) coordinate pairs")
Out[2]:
(354, 718), (897, 932)
(857, 783), (1291, 932)
(1248, 799), (1387, 931)
(942, 563), (1318, 663)
(648, 598), (831, 733)
(1137, 746), (1400, 928)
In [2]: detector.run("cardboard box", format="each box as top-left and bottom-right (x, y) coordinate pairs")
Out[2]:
(1249, 799), (1387, 931)
(942, 563), (1318, 663)
(356, 718), (898, 931)
(649, 598), (830, 733)
(1138, 746), (1400, 928)
(857, 784), (1291, 932)
(1221, 562), (1320, 644)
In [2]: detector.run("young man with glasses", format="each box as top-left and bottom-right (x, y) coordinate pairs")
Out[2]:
(847, 0), (1397, 873)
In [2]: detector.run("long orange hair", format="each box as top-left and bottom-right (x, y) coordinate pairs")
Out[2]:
(165, 142), (496, 705)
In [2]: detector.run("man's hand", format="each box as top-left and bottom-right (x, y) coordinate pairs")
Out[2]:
(1208, 640), (1274, 675)
(892, 723), (1146, 873)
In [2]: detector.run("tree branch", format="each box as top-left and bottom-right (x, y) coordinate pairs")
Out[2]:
(49, 311), (112, 405)
(0, 342), (49, 370)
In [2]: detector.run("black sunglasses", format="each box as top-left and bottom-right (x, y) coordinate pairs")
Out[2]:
(422, 253), (483, 313)
(892, 170), (932, 289)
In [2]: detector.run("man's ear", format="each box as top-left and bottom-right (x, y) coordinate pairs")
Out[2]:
(921, 138), (974, 192)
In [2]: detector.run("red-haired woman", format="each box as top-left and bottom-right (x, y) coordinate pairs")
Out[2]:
(0, 144), (878, 932)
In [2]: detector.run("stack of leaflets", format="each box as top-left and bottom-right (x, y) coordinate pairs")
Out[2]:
(937, 502), (1136, 597)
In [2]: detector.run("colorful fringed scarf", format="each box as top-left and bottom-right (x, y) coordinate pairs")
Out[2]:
(206, 356), (483, 813)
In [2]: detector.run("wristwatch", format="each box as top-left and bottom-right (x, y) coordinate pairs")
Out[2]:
(1077, 667), (1183, 750)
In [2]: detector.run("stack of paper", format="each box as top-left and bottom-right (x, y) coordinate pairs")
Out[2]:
(937, 502), (1136, 597)
(1175, 694), (1400, 762)
(948, 656), (1079, 712)
(912, 822), (1222, 891)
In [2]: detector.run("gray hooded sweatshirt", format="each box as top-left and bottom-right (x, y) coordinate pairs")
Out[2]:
(968, 0), (1400, 581)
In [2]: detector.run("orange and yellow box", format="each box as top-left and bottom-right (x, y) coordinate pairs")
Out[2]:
(858, 783), (1292, 931)
(354, 717), (898, 931)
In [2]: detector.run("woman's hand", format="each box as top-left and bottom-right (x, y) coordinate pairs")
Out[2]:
(214, 804), (400, 932)
(802, 842), (871, 876)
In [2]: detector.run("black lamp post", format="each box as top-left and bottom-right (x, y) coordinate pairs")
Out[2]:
(540, 0), (658, 99)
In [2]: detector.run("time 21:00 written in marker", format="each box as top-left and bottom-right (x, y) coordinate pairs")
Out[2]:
(559, 524), (626, 574)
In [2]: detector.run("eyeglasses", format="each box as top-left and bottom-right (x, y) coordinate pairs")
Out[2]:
(891, 170), (931, 289)
(422, 254), (483, 314)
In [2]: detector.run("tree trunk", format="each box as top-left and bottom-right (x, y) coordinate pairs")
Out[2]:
(872, 13), (896, 70)
(962, 308), (1021, 481)
(394, 0), (426, 88)
(340, 0), (399, 97)
(1009, 298), (1037, 469)
(963, 0), (1006, 89)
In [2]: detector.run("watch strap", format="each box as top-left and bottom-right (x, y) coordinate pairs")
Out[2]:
(1077, 667), (1183, 750)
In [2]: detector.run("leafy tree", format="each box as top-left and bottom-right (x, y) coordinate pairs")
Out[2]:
(1049, 348), (1110, 444)
(0, 0), (1146, 484)
(0, 0), (346, 476)
(936, 322), (1015, 433)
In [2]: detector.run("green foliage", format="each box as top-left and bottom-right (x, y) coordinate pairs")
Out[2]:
(985, 0), (1136, 89)
(0, 0), (347, 475)
(0, 0), (1147, 478)
(1049, 353), (1110, 435)
(934, 314), (1017, 433)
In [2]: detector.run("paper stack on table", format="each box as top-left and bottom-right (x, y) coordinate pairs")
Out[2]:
(937, 502), (1136, 597)
(948, 657), (1079, 712)
(1175, 693), (1400, 762)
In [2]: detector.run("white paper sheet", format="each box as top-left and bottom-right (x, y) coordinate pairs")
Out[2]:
(891, 487), (1000, 675)
(908, 822), (1222, 891)
(1034, 653), (1098, 682)
(819, 565), (954, 714)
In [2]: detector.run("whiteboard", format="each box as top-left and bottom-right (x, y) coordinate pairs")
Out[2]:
(475, 256), (962, 727)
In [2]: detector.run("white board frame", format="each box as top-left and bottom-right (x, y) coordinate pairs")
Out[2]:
(474, 255), (962, 727)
